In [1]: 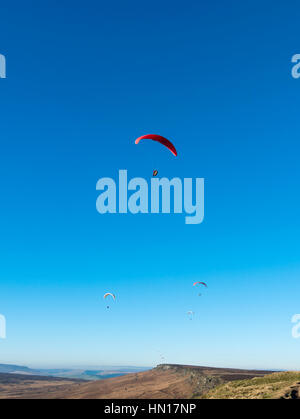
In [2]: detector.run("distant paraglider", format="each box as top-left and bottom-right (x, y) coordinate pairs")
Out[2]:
(193, 282), (207, 297)
(135, 134), (177, 177)
(104, 292), (116, 309)
(187, 310), (195, 320)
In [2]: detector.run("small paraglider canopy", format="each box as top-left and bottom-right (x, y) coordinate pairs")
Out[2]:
(135, 134), (177, 157)
(193, 281), (207, 287)
(103, 292), (116, 300)
(153, 170), (158, 177)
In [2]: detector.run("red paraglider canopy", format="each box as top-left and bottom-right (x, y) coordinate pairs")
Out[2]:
(135, 134), (177, 157)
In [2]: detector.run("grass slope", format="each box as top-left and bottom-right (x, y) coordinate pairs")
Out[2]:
(200, 372), (300, 399)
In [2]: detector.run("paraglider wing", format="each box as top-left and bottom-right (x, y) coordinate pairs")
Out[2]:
(135, 134), (177, 157)
(103, 292), (116, 300)
(193, 282), (207, 287)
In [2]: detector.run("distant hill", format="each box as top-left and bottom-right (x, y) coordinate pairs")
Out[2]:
(0, 364), (42, 375)
(0, 364), (149, 381)
(0, 363), (276, 399)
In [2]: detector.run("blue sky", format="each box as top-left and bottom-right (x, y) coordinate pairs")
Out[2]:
(1, 0), (300, 369)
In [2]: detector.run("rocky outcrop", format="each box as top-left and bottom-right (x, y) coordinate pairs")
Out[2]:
(154, 364), (274, 397)
(155, 364), (223, 397)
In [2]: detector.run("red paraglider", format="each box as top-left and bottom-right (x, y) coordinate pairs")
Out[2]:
(135, 134), (177, 157)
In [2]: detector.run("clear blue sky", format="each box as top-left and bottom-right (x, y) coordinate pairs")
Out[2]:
(1, 0), (300, 370)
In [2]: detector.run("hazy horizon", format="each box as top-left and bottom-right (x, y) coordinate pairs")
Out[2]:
(0, 360), (286, 373)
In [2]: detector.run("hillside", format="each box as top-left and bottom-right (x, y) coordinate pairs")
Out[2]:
(200, 371), (300, 399)
(0, 364), (41, 375)
(0, 373), (84, 399)
(0, 364), (274, 399)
